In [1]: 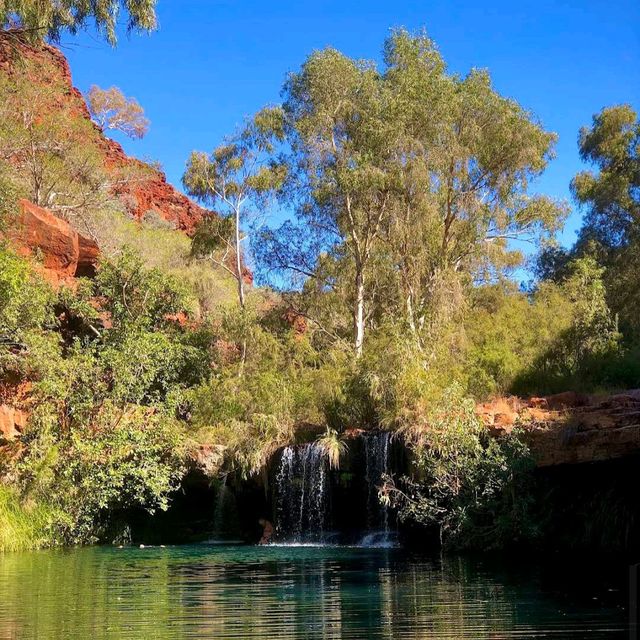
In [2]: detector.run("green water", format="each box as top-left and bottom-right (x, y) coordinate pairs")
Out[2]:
(0, 544), (629, 639)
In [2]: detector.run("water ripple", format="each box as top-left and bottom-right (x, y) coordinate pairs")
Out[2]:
(0, 545), (628, 639)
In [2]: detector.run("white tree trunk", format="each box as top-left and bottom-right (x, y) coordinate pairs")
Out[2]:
(234, 205), (245, 309)
(234, 203), (247, 376)
(354, 269), (365, 358)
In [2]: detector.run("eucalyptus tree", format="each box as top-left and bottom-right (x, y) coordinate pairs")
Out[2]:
(259, 29), (565, 358)
(380, 30), (565, 351)
(536, 106), (640, 335)
(183, 107), (286, 310)
(0, 56), (109, 214)
(572, 104), (640, 250)
(572, 105), (640, 335)
(87, 85), (149, 140)
(1, 0), (157, 44)
(270, 47), (400, 357)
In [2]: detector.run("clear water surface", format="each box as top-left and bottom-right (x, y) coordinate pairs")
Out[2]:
(0, 544), (629, 639)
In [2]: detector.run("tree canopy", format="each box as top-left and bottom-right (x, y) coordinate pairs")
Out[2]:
(1, 0), (157, 44)
(258, 29), (566, 357)
(87, 85), (150, 139)
(572, 104), (640, 250)
(183, 107), (286, 310)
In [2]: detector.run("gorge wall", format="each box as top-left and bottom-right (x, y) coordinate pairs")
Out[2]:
(0, 35), (215, 443)
(0, 34), (211, 234)
(479, 390), (640, 467)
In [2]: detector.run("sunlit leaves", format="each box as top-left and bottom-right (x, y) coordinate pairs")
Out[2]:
(1, 0), (158, 45)
(87, 85), (149, 139)
(572, 105), (640, 249)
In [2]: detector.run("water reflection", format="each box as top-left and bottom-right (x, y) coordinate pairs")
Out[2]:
(0, 545), (628, 639)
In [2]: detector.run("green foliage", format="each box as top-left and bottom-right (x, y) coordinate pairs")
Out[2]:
(61, 201), (239, 317)
(53, 404), (185, 542)
(0, 249), (215, 545)
(190, 215), (235, 258)
(0, 245), (54, 338)
(540, 106), (640, 342)
(187, 306), (334, 476)
(0, 484), (64, 552)
(260, 28), (566, 356)
(316, 427), (347, 470)
(510, 257), (620, 395)
(96, 248), (190, 331)
(1, 0), (157, 45)
(183, 108), (287, 309)
(325, 323), (466, 432)
(0, 165), (20, 228)
(572, 104), (639, 249)
(466, 285), (553, 396)
(463, 253), (622, 397)
(384, 386), (536, 549)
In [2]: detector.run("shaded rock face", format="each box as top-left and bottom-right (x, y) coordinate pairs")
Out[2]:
(11, 200), (99, 283)
(478, 391), (640, 467)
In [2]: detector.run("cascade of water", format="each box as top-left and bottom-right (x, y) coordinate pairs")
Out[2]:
(362, 431), (396, 547)
(212, 475), (229, 537)
(274, 443), (329, 543)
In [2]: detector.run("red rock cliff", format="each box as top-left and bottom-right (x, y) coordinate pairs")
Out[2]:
(478, 391), (640, 467)
(0, 33), (210, 233)
(11, 200), (100, 284)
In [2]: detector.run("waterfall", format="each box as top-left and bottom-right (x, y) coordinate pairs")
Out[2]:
(274, 443), (329, 543)
(209, 474), (242, 542)
(212, 475), (229, 537)
(361, 431), (396, 547)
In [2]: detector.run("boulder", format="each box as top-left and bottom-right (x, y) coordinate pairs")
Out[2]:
(0, 405), (27, 441)
(11, 200), (99, 282)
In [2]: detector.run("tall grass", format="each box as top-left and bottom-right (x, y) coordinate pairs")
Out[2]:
(0, 485), (60, 552)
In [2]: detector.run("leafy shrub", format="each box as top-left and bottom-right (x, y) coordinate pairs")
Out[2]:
(0, 484), (65, 552)
(96, 248), (190, 330)
(0, 246), (54, 338)
(0, 250), (214, 545)
(383, 386), (536, 549)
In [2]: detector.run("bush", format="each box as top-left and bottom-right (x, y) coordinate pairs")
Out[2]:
(0, 484), (65, 552)
(0, 246), (54, 338)
(96, 249), (190, 330)
(0, 250), (214, 546)
(383, 385), (536, 549)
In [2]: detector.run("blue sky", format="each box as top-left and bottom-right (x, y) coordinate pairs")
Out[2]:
(61, 0), (639, 253)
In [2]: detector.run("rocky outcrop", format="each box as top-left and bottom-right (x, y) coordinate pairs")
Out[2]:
(0, 381), (31, 443)
(0, 32), (211, 234)
(0, 405), (27, 442)
(189, 443), (226, 479)
(10, 200), (99, 283)
(478, 391), (640, 467)
(103, 138), (207, 233)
